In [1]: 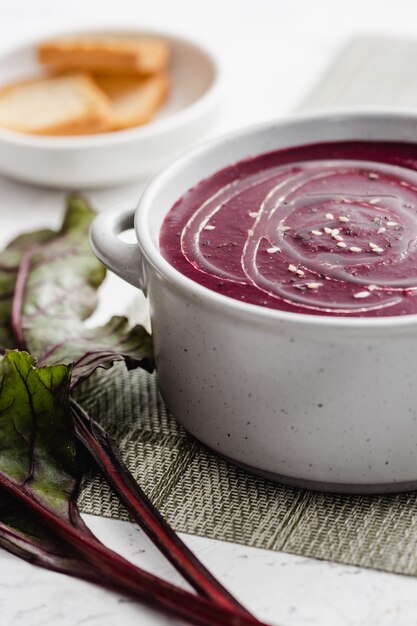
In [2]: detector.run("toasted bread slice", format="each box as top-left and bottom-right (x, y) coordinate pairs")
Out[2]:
(38, 36), (170, 75)
(94, 71), (169, 130)
(0, 73), (111, 135)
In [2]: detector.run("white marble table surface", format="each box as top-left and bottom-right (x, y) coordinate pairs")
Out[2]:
(2, 0), (417, 624)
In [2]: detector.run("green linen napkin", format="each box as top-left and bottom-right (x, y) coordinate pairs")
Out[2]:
(297, 36), (417, 112)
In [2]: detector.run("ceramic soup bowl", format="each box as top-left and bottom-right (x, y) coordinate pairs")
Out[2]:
(90, 111), (417, 494)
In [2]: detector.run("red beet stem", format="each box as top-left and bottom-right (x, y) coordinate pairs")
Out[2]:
(10, 245), (38, 351)
(1, 474), (269, 626)
(71, 399), (251, 616)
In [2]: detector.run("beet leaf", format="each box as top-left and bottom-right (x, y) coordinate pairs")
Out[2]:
(0, 196), (257, 620)
(0, 352), (267, 626)
(0, 228), (56, 351)
(39, 315), (154, 386)
(0, 350), (76, 512)
(9, 194), (153, 379)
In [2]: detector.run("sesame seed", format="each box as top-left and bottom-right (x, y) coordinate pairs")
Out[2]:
(339, 216), (349, 222)
(354, 291), (371, 299)
(306, 282), (323, 289)
(369, 198), (380, 205)
(324, 227), (333, 234)
(368, 172), (379, 180)
(311, 229), (322, 236)
(333, 234), (344, 242)
(331, 228), (340, 236)
(278, 225), (290, 233)
(267, 246), (281, 254)
(377, 227), (386, 234)
(248, 211), (259, 218)
(296, 269), (305, 277)
(337, 241), (347, 248)
(369, 242), (384, 253)
(386, 221), (399, 227)
(349, 246), (362, 252)
(204, 224), (215, 230)
(248, 229), (254, 236)
(367, 284), (378, 291)
(288, 264), (297, 273)
(325, 213), (334, 220)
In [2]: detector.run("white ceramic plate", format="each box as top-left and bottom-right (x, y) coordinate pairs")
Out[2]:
(0, 28), (222, 188)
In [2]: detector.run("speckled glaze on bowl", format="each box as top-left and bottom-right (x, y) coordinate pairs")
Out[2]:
(90, 111), (417, 494)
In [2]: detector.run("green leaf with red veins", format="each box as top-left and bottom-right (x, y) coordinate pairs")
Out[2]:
(0, 355), (262, 626)
(38, 315), (154, 387)
(0, 229), (55, 352)
(0, 351), (76, 515)
(0, 207), (254, 623)
(0, 350), (100, 582)
(11, 195), (153, 382)
(15, 195), (106, 357)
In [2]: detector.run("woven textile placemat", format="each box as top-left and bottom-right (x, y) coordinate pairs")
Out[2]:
(76, 364), (417, 577)
(78, 36), (417, 576)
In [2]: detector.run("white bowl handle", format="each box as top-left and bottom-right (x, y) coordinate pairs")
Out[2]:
(89, 203), (144, 290)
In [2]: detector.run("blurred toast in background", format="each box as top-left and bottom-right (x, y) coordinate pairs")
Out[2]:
(38, 36), (170, 75)
(94, 71), (169, 130)
(0, 35), (170, 135)
(0, 73), (110, 135)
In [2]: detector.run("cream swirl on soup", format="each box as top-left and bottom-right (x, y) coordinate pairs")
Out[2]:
(160, 142), (417, 317)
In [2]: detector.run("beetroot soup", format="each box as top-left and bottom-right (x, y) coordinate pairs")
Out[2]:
(159, 141), (417, 317)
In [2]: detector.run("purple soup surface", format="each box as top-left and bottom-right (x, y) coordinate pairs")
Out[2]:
(159, 141), (417, 317)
